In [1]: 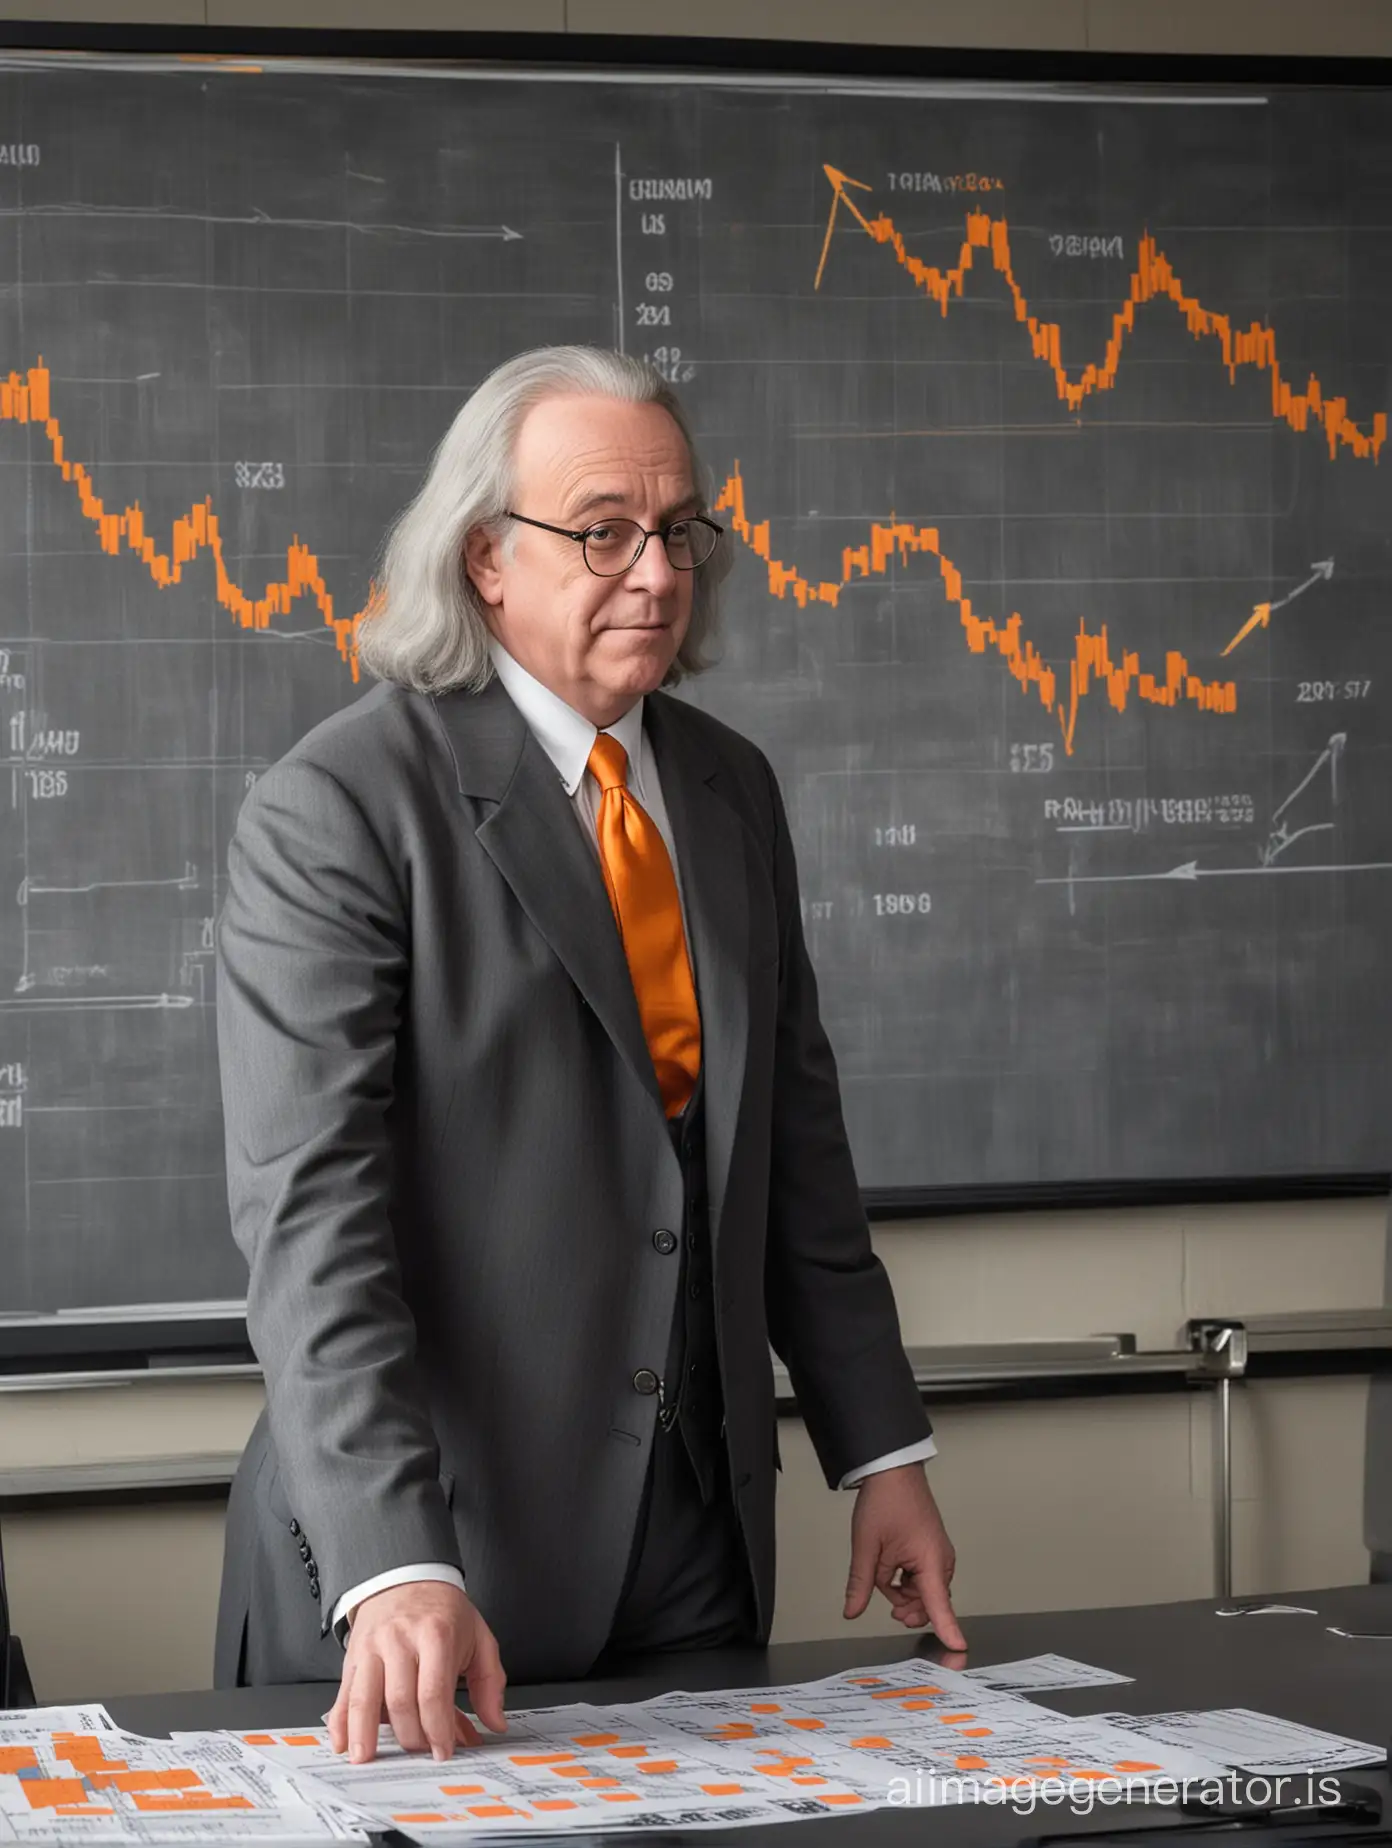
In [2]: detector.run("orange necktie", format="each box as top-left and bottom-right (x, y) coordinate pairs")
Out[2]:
(587, 733), (701, 1117)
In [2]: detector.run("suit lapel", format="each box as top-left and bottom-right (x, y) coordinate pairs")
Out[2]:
(646, 695), (750, 1252)
(432, 680), (663, 1115)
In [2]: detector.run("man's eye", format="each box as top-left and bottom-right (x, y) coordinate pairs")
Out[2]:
(666, 520), (691, 540)
(587, 524), (619, 543)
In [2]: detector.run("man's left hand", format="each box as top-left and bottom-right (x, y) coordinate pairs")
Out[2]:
(843, 1463), (966, 1648)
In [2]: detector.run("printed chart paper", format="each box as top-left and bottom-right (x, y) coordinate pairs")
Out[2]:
(960, 1654), (1135, 1692)
(0, 1712), (363, 1843)
(1089, 1709), (1384, 1775)
(636, 1681), (1226, 1802)
(634, 1671), (1054, 1759)
(8, 1666), (1373, 1844)
(233, 1663), (1233, 1841)
(227, 1706), (864, 1836)
(0, 1709), (117, 1735)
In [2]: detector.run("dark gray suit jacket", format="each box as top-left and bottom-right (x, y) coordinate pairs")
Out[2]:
(214, 675), (931, 1686)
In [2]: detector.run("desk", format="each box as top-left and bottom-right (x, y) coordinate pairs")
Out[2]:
(100, 1584), (1392, 1845)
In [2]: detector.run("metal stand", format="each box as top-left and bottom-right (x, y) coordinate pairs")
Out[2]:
(1187, 1318), (1249, 1601)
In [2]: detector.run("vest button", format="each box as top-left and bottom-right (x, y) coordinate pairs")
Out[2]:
(632, 1369), (660, 1395)
(652, 1228), (678, 1254)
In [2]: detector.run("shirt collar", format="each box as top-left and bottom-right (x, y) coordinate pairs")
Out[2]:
(488, 639), (648, 799)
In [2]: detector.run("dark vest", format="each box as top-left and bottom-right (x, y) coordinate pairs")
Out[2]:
(663, 1077), (724, 1505)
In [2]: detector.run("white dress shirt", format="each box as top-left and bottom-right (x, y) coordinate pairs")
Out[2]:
(332, 643), (935, 1631)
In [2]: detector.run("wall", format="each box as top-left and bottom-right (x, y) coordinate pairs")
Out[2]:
(3, 1197), (1384, 1698)
(776, 1199), (1384, 1644)
(1, 0), (1389, 1703)
(4, 0), (1392, 54)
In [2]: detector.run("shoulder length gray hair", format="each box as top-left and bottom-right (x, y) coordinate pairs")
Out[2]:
(355, 346), (730, 694)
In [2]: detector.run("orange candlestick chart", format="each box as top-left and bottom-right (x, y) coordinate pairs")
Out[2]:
(714, 463), (1238, 756)
(0, 360), (371, 680)
(713, 164), (1386, 752)
(815, 165), (1386, 462)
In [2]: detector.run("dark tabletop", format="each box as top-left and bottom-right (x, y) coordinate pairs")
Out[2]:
(104, 1584), (1392, 1846)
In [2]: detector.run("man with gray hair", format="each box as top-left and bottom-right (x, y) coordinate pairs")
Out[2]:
(214, 345), (961, 1762)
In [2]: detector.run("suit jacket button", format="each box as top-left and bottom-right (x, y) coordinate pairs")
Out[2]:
(632, 1369), (660, 1395)
(310, 1582), (321, 1602)
(652, 1229), (677, 1255)
(289, 1519), (301, 1538)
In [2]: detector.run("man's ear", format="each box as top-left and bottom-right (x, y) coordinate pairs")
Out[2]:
(464, 524), (505, 607)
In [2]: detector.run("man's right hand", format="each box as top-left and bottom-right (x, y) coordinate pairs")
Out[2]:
(326, 1581), (508, 1763)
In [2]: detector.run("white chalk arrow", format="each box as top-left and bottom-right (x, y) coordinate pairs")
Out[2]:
(1039, 857), (1392, 887)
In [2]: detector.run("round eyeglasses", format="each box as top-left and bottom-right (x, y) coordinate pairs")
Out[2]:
(505, 510), (723, 578)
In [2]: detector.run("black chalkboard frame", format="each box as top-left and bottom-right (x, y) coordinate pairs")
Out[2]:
(0, 19), (1391, 92)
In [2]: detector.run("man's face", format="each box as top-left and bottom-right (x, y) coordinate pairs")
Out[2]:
(466, 393), (699, 727)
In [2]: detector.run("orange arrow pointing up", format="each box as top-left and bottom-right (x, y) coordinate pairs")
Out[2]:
(815, 165), (874, 291)
(1222, 560), (1334, 657)
(1221, 602), (1273, 657)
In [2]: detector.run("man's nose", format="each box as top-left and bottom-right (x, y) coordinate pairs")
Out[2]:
(624, 531), (680, 594)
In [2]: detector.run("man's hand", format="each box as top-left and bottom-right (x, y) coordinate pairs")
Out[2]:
(844, 1463), (966, 1649)
(327, 1581), (508, 1764)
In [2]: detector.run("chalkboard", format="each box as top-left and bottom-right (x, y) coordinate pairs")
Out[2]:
(2, 42), (1391, 1315)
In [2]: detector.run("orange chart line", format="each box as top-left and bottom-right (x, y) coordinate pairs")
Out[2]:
(816, 164), (1386, 463)
(714, 462), (1238, 755)
(0, 360), (369, 677)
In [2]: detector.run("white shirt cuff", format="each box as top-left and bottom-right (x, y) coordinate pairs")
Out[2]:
(838, 1435), (938, 1490)
(331, 1563), (466, 1634)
